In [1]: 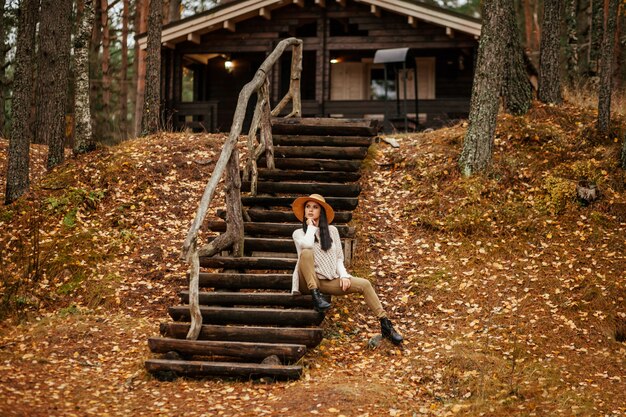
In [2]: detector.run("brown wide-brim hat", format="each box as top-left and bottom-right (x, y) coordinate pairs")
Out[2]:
(291, 194), (335, 224)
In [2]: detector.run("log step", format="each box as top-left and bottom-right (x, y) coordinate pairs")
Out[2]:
(218, 208), (352, 223)
(200, 255), (297, 270)
(179, 291), (313, 308)
(241, 181), (360, 197)
(259, 157), (361, 172)
(206, 221), (355, 238)
(192, 272), (292, 290)
(145, 358), (302, 380)
(148, 337), (307, 363)
(273, 134), (374, 147)
(273, 145), (368, 160)
(271, 117), (379, 136)
(256, 168), (361, 183)
(160, 323), (324, 348)
(169, 305), (324, 326)
(243, 180), (361, 196)
(208, 236), (297, 253)
(242, 196), (358, 210)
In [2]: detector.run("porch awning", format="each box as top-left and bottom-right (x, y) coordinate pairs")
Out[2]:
(373, 47), (411, 64)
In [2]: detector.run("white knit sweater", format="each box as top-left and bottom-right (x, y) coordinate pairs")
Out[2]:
(291, 225), (351, 294)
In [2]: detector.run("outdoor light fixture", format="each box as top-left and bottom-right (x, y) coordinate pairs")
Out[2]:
(330, 58), (339, 64)
(224, 60), (234, 72)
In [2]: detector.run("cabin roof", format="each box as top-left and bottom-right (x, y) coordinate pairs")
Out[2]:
(138, 0), (481, 49)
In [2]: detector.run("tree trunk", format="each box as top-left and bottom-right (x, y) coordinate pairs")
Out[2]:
(100, 0), (111, 122)
(169, 0), (181, 22)
(119, 0), (130, 138)
(503, 0), (532, 115)
(5, 0), (38, 204)
(538, 0), (564, 104)
(458, 0), (508, 176)
(73, 0), (95, 155)
(35, 0), (72, 169)
(589, 0), (604, 77)
(597, 0), (620, 134)
(133, 0), (149, 137)
(141, 0), (163, 136)
(0, 0), (7, 137)
(565, 0), (580, 85)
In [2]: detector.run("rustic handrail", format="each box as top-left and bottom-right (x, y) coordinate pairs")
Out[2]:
(181, 38), (303, 340)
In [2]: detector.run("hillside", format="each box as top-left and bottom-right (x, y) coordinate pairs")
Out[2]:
(0, 102), (625, 417)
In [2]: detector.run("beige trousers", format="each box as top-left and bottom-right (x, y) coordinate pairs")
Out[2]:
(298, 248), (386, 319)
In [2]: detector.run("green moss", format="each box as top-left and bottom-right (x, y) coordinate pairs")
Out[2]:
(543, 175), (576, 215)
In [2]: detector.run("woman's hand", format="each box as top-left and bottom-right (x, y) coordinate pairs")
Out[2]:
(340, 277), (351, 291)
(306, 217), (317, 227)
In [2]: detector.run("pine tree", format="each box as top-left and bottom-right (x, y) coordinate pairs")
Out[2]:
(141, 0), (163, 136)
(74, 0), (96, 155)
(538, 0), (564, 104)
(597, 0), (620, 134)
(458, 0), (508, 176)
(502, 0), (532, 115)
(5, 0), (38, 204)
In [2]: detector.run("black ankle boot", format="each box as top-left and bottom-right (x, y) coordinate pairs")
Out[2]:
(380, 317), (403, 345)
(311, 289), (331, 312)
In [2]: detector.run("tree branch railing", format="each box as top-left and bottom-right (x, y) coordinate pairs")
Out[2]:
(181, 38), (303, 341)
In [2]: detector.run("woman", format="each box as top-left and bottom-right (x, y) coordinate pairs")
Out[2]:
(291, 194), (403, 345)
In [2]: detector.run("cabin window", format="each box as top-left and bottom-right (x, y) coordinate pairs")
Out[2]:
(295, 21), (317, 37)
(181, 66), (194, 102)
(329, 18), (368, 36)
(370, 67), (396, 101)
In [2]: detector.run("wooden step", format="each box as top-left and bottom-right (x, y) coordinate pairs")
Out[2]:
(273, 134), (374, 147)
(193, 272), (292, 290)
(209, 236), (297, 253)
(206, 221), (355, 238)
(169, 305), (324, 326)
(199, 255), (296, 270)
(145, 358), (302, 380)
(259, 157), (361, 172)
(160, 323), (324, 348)
(271, 117), (379, 136)
(179, 291), (313, 308)
(274, 145), (368, 160)
(148, 337), (307, 363)
(218, 208), (353, 224)
(241, 181), (360, 197)
(257, 168), (361, 183)
(242, 196), (358, 210)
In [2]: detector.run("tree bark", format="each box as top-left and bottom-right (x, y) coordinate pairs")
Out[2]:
(73, 0), (95, 155)
(100, 0), (111, 129)
(5, 0), (38, 204)
(119, 0), (130, 138)
(142, 0), (162, 136)
(0, 0), (7, 137)
(458, 0), (508, 176)
(503, 0), (532, 115)
(167, 0), (180, 22)
(35, 0), (72, 169)
(538, 0), (564, 104)
(597, 0), (620, 134)
(133, 0), (149, 137)
(565, 0), (580, 85)
(589, 0), (604, 77)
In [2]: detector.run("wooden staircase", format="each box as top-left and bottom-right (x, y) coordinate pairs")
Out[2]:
(145, 118), (379, 380)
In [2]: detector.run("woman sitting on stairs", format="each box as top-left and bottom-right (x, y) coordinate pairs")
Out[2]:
(290, 194), (403, 345)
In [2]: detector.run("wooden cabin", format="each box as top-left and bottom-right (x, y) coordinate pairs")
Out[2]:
(139, 0), (481, 132)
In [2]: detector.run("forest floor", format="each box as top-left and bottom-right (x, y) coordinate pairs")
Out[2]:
(0, 102), (625, 417)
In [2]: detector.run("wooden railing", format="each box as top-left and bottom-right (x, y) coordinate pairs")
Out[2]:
(181, 38), (303, 340)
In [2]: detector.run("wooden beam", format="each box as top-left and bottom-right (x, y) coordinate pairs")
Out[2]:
(293, 0), (304, 6)
(163, 42), (176, 49)
(370, 5), (381, 17)
(187, 33), (200, 44)
(259, 7), (271, 19)
(315, 0), (325, 6)
(408, 16), (417, 28)
(446, 27), (454, 38)
(336, 0), (346, 6)
(223, 20), (235, 32)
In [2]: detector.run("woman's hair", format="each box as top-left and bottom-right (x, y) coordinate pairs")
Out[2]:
(302, 204), (333, 251)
